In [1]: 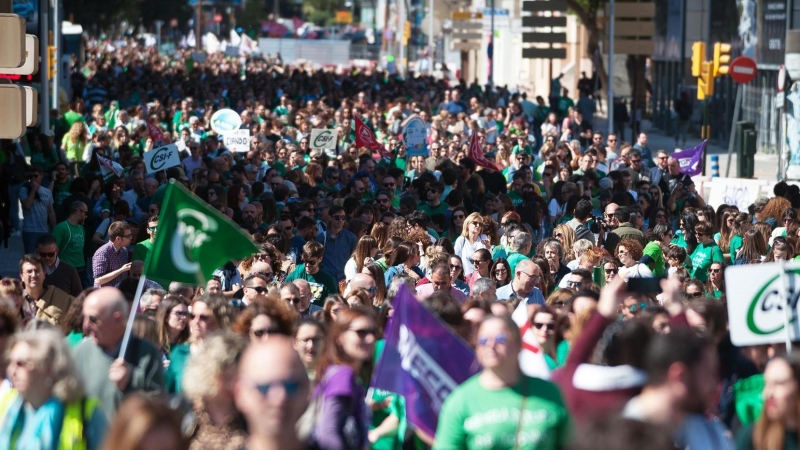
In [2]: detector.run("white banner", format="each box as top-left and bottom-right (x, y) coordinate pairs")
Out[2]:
(707, 178), (768, 210)
(309, 128), (338, 150)
(726, 262), (800, 346)
(143, 143), (181, 174)
(223, 129), (251, 153)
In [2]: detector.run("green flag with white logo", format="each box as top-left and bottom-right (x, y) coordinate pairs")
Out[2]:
(143, 180), (258, 284)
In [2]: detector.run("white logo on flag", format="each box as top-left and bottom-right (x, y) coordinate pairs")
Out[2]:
(172, 209), (218, 273)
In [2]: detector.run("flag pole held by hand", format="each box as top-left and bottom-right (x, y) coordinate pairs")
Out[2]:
(119, 275), (147, 360)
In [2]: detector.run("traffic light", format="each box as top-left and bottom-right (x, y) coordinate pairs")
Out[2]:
(403, 22), (411, 45)
(691, 42), (706, 78)
(697, 61), (714, 100)
(713, 42), (732, 77)
(48, 45), (56, 80)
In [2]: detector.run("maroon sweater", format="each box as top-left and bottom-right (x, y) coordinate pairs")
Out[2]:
(551, 311), (646, 423)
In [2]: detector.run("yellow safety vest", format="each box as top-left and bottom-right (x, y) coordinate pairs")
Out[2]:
(0, 388), (99, 450)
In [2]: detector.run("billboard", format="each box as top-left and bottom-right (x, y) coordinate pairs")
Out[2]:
(13, 0), (39, 34)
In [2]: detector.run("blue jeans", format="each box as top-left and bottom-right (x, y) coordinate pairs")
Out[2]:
(22, 231), (49, 254)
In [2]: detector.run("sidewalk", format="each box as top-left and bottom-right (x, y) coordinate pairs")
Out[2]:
(592, 116), (780, 181)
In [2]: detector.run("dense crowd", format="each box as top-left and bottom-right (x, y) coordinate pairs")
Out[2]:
(1, 39), (800, 450)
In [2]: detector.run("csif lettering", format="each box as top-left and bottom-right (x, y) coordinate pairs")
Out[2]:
(150, 147), (174, 171)
(314, 131), (334, 146)
(746, 272), (800, 335)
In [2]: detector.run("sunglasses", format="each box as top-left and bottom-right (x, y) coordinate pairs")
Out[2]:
(38, 252), (56, 258)
(533, 322), (555, 331)
(349, 327), (378, 339)
(383, 182), (395, 187)
(450, 264), (462, 271)
(305, 259), (321, 266)
(332, 215), (347, 221)
(686, 292), (704, 298)
(148, 226), (157, 232)
(190, 314), (212, 322)
(604, 268), (619, 274)
(627, 302), (648, 313)
(247, 379), (302, 397)
(477, 334), (509, 347)
(248, 286), (268, 294)
(566, 280), (583, 289)
(377, 198), (390, 203)
(252, 326), (281, 338)
(469, 258), (487, 265)
(171, 310), (189, 318)
(454, 214), (466, 219)
(708, 268), (721, 274)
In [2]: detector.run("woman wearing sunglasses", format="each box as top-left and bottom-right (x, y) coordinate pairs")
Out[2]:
(704, 262), (725, 299)
(436, 315), (570, 448)
(165, 295), (232, 394)
(490, 258), (512, 288)
(688, 222), (724, 282)
(155, 295), (189, 367)
(466, 249), (492, 291)
(308, 307), (378, 450)
(530, 306), (561, 370)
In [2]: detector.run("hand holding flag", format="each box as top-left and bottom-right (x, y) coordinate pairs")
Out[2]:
(672, 140), (707, 177)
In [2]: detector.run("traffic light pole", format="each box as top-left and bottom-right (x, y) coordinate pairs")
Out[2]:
(607, 0), (614, 137)
(52, 0), (60, 112)
(40, 0), (49, 132)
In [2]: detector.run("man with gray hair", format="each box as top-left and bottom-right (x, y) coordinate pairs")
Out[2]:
(140, 288), (166, 311)
(507, 232), (532, 274)
(387, 275), (415, 299)
(73, 287), (164, 419)
(471, 278), (497, 300)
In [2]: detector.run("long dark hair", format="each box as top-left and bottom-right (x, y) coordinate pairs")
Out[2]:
(314, 306), (377, 385)
(737, 229), (766, 263)
(752, 356), (800, 450)
(680, 211), (699, 255)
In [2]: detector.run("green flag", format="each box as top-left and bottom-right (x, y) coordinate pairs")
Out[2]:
(143, 180), (258, 285)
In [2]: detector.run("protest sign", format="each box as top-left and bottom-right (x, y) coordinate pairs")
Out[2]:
(726, 262), (800, 346)
(309, 128), (337, 150)
(371, 285), (479, 437)
(707, 178), (768, 210)
(402, 117), (428, 156)
(144, 143), (181, 174)
(223, 129), (251, 152)
(209, 108), (242, 134)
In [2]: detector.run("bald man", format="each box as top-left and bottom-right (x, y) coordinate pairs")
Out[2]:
(234, 338), (309, 450)
(495, 259), (545, 306)
(291, 280), (322, 318)
(72, 287), (164, 419)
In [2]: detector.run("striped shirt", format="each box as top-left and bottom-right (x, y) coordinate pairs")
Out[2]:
(92, 241), (129, 287)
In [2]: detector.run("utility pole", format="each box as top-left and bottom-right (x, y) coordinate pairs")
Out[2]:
(52, 0), (60, 113)
(428, 0), (434, 73)
(607, 0), (614, 137)
(40, 0), (50, 132)
(196, 0), (202, 48)
(678, 0), (686, 90)
(489, 0), (494, 88)
(399, 0), (406, 76)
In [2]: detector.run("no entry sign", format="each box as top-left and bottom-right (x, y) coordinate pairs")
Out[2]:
(729, 57), (757, 84)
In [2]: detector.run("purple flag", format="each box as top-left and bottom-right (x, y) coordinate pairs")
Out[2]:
(672, 140), (707, 177)
(371, 285), (480, 437)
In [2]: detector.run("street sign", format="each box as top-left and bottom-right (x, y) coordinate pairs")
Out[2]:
(336, 11), (353, 24)
(452, 11), (482, 20)
(729, 57), (758, 84)
(521, 0), (567, 60)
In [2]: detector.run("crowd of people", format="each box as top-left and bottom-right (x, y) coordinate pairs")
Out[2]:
(1, 40), (800, 449)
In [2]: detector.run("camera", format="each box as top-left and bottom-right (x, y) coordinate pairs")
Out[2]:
(589, 214), (606, 234)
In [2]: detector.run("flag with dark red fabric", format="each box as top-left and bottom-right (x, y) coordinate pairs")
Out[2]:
(355, 115), (393, 159)
(467, 131), (500, 171)
(147, 120), (168, 147)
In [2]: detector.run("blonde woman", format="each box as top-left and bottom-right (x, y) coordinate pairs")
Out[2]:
(344, 235), (379, 282)
(0, 329), (108, 448)
(182, 331), (248, 449)
(454, 213), (490, 276)
(553, 224), (577, 262)
(61, 122), (88, 175)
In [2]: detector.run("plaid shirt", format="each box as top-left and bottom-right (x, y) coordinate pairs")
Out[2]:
(92, 241), (129, 287)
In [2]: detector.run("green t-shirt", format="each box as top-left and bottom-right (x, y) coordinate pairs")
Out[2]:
(132, 239), (154, 263)
(690, 242), (724, 282)
(642, 241), (666, 277)
(371, 339), (407, 450)
(434, 375), (571, 450)
(506, 252), (530, 275)
(729, 234), (743, 264)
(508, 191), (523, 208)
(417, 201), (448, 218)
(670, 231), (687, 249)
(285, 264), (339, 306)
(51, 221), (86, 269)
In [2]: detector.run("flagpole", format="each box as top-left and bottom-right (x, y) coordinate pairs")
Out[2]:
(119, 275), (148, 360)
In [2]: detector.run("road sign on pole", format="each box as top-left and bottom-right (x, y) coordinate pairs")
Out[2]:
(729, 57), (757, 84)
(521, 0), (567, 60)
